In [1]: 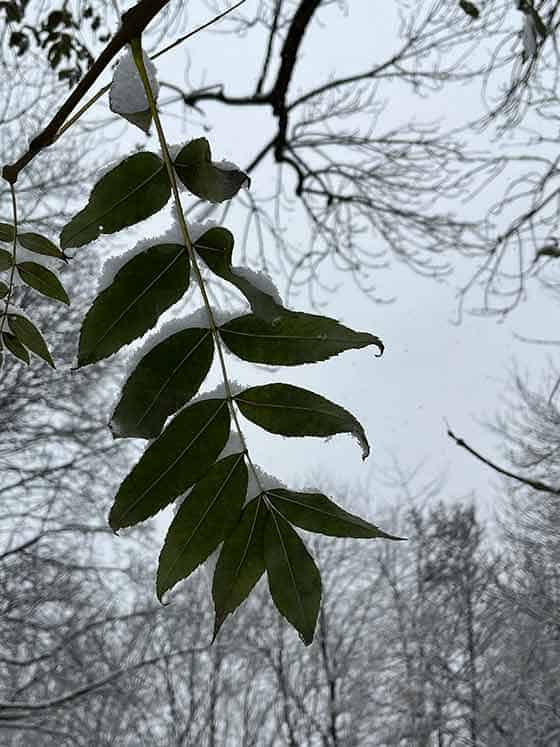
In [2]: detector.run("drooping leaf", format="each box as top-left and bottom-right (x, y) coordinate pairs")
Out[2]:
(265, 509), (321, 645)
(458, 0), (479, 19)
(0, 223), (15, 243)
(2, 331), (29, 364)
(109, 398), (230, 531)
(220, 312), (383, 365)
(60, 152), (171, 249)
(212, 495), (267, 639)
(78, 243), (189, 367)
(0, 281), (8, 299)
(174, 138), (249, 203)
(111, 327), (213, 439)
(195, 228), (285, 322)
(17, 262), (69, 304)
(235, 383), (370, 459)
(267, 489), (402, 539)
(8, 314), (54, 367)
(157, 453), (248, 601)
(18, 232), (66, 260)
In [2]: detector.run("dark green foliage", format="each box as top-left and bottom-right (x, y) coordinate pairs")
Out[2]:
(111, 328), (214, 439)
(220, 312), (384, 365)
(235, 383), (370, 459)
(109, 399), (231, 531)
(174, 138), (249, 203)
(0, 222), (15, 242)
(18, 232), (66, 260)
(0, 281), (8, 299)
(8, 314), (54, 367)
(60, 153), (171, 249)
(2, 330), (29, 363)
(459, 0), (479, 19)
(17, 261), (69, 304)
(78, 244), (189, 367)
(265, 510), (322, 645)
(267, 489), (400, 538)
(157, 453), (248, 600)
(0, 248), (13, 271)
(195, 227), (286, 321)
(212, 496), (268, 638)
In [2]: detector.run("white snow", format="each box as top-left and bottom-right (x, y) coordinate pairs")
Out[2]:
(109, 48), (159, 116)
(96, 217), (216, 293)
(232, 266), (284, 306)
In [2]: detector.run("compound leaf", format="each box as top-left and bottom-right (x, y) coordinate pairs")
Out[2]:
(78, 243), (189, 367)
(220, 312), (383, 365)
(111, 327), (213, 439)
(265, 510), (321, 646)
(60, 152), (171, 249)
(157, 453), (248, 601)
(109, 398), (230, 531)
(235, 383), (370, 459)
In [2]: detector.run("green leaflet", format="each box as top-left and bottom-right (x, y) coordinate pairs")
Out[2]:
(235, 383), (370, 459)
(212, 495), (267, 639)
(109, 398), (231, 531)
(0, 248), (13, 272)
(195, 227), (285, 322)
(0, 281), (8, 299)
(60, 152), (171, 249)
(265, 509), (321, 646)
(220, 312), (384, 365)
(2, 331), (29, 364)
(0, 223), (15, 243)
(111, 327), (213, 439)
(17, 262), (69, 304)
(8, 315), (54, 368)
(18, 232), (66, 260)
(458, 0), (479, 19)
(174, 138), (249, 203)
(157, 453), (248, 601)
(78, 243), (189, 367)
(267, 489), (402, 539)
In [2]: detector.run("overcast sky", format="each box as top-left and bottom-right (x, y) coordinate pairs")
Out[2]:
(91, 0), (560, 531)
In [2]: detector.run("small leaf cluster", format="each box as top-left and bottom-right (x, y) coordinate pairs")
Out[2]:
(2, 2), (109, 85)
(0, 221), (67, 367)
(58, 125), (398, 643)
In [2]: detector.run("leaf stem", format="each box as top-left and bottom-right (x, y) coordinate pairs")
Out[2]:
(130, 36), (265, 496)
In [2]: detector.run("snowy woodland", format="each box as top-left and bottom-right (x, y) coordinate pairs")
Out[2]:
(1, 0), (560, 745)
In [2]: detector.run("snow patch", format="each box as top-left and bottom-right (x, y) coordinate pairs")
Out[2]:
(109, 48), (159, 116)
(232, 266), (283, 306)
(96, 218), (216, 293)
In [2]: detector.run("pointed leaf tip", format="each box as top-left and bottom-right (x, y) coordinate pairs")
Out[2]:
(265, 510), (321, 645)
(235, 383), (370, 459)
(156, 453), (247, 601)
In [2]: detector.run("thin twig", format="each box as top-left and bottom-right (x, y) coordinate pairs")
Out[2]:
(447, 424), (560, 495)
